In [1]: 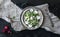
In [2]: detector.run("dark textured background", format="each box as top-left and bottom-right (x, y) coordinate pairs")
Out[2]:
(11, 0), (60, 19)
(0, 0), (60, 37)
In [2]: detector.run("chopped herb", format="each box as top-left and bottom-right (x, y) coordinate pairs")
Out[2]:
(12, 16), (15, 19)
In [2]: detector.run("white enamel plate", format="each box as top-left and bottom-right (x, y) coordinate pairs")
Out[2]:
(21, 7), (44, 30)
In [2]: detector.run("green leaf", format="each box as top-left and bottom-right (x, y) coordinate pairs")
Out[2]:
(12, 16), (15, 19)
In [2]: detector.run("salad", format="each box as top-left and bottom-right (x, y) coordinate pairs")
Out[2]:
(23, 8), (41, 28)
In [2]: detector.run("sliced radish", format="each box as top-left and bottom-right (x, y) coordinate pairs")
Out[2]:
(34, 10), (38, 14)
(28, 25), (32, 27)
(30, 9), (33, 12)
(36, 16), (40, 20)
(25, 21), (29, 24)
(30, 17), (33, 20)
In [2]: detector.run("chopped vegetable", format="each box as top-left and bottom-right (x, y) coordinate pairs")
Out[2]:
(24, 9), (40, 27)
(30, 9), (34, 12)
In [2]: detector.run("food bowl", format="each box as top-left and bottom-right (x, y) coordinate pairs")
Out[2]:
(20, 7), (44, 30)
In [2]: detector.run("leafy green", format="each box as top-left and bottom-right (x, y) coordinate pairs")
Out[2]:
(24, 10), (40, 27)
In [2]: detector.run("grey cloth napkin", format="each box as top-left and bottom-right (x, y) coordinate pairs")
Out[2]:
(36, 4), (60, 34)
(0, 0), (60, 34)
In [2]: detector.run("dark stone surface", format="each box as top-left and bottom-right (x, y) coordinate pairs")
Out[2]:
(0, 18), (15, 37)
(0, 18), (60, 37)
(11, 0), (60, 18)
(0, 0), (60, 37)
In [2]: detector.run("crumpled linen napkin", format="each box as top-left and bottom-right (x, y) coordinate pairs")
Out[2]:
(0, 0), (60, 34)
(0, 0), (3, 4)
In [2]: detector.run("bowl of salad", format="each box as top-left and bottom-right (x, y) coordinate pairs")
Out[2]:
(20, 7), (44, 30)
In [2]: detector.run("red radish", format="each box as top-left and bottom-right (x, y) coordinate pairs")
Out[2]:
(4, 26), (9, 30)
(2, 29), (6, 32)
(2, 25), (12, 34)
(8, 30), (11, 34)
